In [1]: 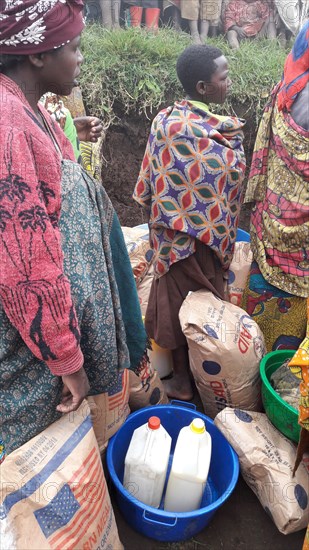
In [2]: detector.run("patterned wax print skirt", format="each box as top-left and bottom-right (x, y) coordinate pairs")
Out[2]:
(241, 261), (307, 353)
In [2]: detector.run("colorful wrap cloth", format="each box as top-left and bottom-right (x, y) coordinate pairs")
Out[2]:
(224, 0), (270, 36)
(41, 92), (102, 178)
(41, 92), (81, 161)
(241, 261), (307, 353)
(60, 89), (102, 180)
(277, 19), (309, 112)
(133, 100), (246, 277)
(245, 86), (309, 298)
(0, 0), (84, 54)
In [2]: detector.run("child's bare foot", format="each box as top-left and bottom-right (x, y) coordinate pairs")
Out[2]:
(162, 376), (193, 402)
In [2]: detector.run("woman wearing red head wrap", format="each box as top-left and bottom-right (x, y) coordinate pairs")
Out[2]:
(0, 0), (150, 454)
(0, 0), (85, 54)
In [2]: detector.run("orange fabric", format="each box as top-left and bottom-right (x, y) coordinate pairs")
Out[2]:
(303, 524), (309, 550)
(130, 5), (143, 26)
(145, 7), (160, 28)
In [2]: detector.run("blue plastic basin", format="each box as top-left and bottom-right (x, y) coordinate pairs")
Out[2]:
(236, 228), (250, 242)
(106, 401), (239, 542)
(135, 224), (250, 243)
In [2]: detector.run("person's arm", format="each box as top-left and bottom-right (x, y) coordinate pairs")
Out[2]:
(290, 82), (309, 131)
(0, 127), (83, 376)
(73, 116), (103, 143)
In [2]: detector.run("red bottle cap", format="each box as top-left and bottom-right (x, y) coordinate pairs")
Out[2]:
(148, 416), (161, 430)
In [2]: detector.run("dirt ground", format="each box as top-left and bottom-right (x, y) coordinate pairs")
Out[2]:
(112, 476), (306, 550)
(102, 108), (306, 549)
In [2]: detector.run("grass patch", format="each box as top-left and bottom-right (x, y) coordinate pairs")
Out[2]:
(80, 25), (289, 129)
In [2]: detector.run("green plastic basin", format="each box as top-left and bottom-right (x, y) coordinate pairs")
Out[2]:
(260, 350), (300, 443)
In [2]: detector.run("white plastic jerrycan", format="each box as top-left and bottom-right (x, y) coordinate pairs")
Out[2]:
(164, 418), (212, 513)
(142, 316), (173, 379)
(148, 339), (173, 379)
(123, 416), (172, 508)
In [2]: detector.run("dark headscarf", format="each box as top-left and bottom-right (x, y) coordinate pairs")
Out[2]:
(0, 0), (85, 55)
(277, 19), (309, 112)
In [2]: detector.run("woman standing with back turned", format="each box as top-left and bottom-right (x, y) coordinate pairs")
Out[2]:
(134, 45), (246, 400)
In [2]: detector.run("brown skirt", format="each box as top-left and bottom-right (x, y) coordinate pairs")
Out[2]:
(145, 241), (226, 350)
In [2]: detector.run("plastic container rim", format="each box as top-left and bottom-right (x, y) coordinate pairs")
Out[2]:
(106, 404), (240, 519)
(259, 350), (298, 416)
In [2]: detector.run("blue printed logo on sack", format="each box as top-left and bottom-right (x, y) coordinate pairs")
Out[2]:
(202, 361), (227, 410)
(228, 269), (235, 284)
(145, 249), (154, 262)
(295, 484), (308, 510)
(234, 409), (253, 423)
(203, 325), (219, 339)
(202, 360), (221, 375)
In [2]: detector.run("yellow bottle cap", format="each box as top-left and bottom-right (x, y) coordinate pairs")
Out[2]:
(190, 418), (206, 434)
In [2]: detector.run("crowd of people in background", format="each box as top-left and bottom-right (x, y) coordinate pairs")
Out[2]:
(84, 0), (309, 47)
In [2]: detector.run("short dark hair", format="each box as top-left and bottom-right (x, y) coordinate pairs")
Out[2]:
(0, 54), (26, 74)
(176, 45), (224, 96)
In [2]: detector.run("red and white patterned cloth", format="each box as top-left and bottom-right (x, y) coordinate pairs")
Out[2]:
(0, 0), (84, 54)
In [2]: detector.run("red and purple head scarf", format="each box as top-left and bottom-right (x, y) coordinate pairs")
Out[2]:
(277, 19), (309, 112)
(0, 0), (85, 55)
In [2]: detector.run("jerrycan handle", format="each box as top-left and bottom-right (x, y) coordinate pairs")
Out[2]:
(142, 509), (177, 527)
(170, 399), (196, 411)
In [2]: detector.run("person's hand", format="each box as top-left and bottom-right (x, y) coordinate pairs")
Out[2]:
(232, 25), (247, 39)
(74, 116), (103, 143)
(56, 367), (90, 414)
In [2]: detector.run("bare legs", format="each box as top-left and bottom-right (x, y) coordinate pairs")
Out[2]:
(188, 19), (212, 43)
(172, 6), (182, 31)
(112, 0), (121, 28)
(162, 345), (194, 401)
(100, 0), (120, 29)
(266, 18), (277, 40)
(199, 19), (209, 42)
(227, 17), (277, 50)
(189, 20), (201, 43)
(227, 29), (240, 49)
